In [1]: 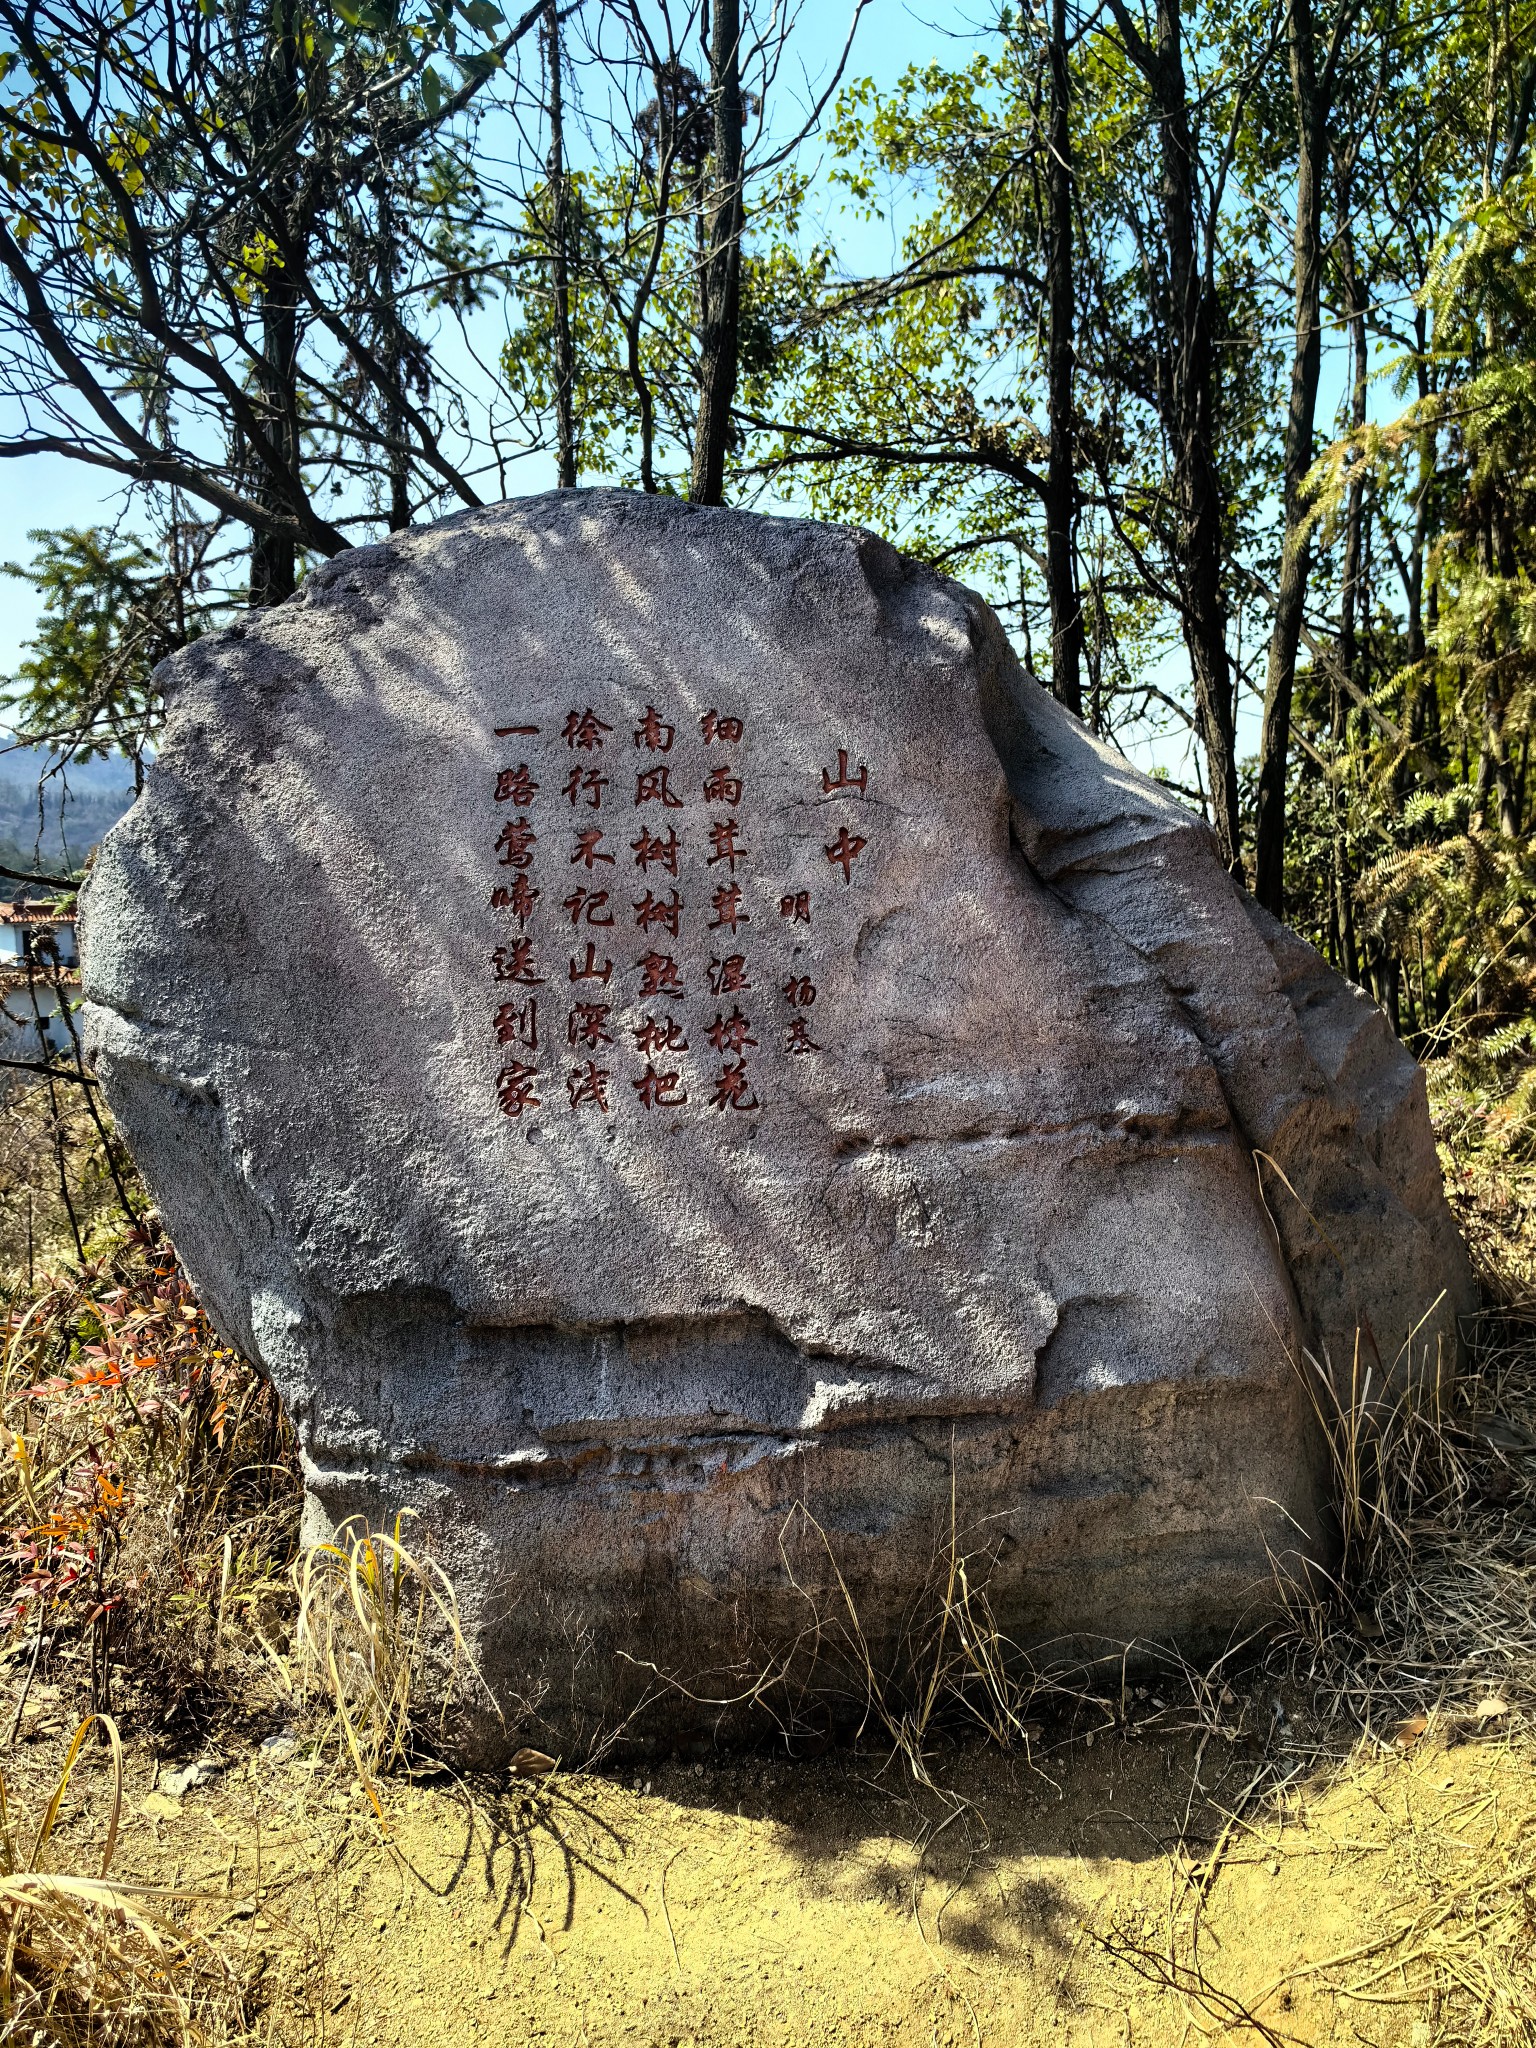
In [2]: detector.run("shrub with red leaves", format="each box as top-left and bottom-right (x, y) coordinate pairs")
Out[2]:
(1, 1223), (301, 1726)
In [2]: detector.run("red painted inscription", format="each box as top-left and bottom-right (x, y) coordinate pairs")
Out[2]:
(567, 1061), (613, 1113)
(563, 767), (608, 808)
(568, 1001), (615, 1049)
(634, 889), (684, 937)
(563, 708), (613, 750)
(824, 826), (867, 882)
(492, 939), (544, 985)
(637, 951), (686, 998)
(634, 706), (676, 752)
(496, 1063), (540, 1117)
(636, 766), (684, 809)
(631, 827), (680, 873)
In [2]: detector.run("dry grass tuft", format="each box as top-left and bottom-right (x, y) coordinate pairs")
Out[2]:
(291, 1513), (492, 1820)
(773, 1485), (1066, 1798)
(1264, 1064), (1536, 1744)
(1272, 1310), (1536, 1736)
(0, 1713), (251, 2046)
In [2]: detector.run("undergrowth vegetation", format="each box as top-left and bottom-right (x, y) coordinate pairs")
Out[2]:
(0, 1225), (300, 1738)
(0, 1107), (490, 2039)
(291, 1514), (487, 1821)
(1282, 1305), (1536, 1736)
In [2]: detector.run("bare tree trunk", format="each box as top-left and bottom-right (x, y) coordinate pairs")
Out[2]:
(1404, 324), (1429, 672)
(1115, 0), (1243, 873)
(1473, 502), (1522, 837)
(546, 0), (576, 489)
(1487, 676), (1520, 838)
(1045, 0), (1083, 719)
(249, 0), (302, 605)
(1424, 571), (1441, 757)
(1084, 539), (1107, 733)
(375, 173), (410, 532)
(250, 305), (300, 601)
(1381, 951), (1401, 1034)
(1401, 308), (1441, 779)
(1329, 200), (1367, 983)
(1255, 0), (1327, 914)
(1335, 214), (1368, 728)
(689, 0), (744, 506)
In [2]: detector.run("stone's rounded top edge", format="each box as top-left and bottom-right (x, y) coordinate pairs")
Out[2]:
(147, 487), (1005, 717)
(308, 485), (936, 576)
(286, 488), (966, 615)
(962, 596), (1214, 857)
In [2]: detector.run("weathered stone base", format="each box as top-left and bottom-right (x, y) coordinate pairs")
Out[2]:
(301, 1364), (1326, 1763)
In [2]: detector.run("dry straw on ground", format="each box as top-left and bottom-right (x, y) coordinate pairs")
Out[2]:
(0, 1712), (250, 2047)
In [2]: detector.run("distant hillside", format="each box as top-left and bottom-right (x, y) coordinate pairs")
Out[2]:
(0, 744), (138, 794)
(0, 750), (137, 879)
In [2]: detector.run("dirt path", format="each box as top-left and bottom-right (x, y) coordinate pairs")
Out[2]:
(22, 1707), (1529, 2047)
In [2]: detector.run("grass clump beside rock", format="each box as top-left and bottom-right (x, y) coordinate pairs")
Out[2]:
(1270, 1064), (1536, 1743)
(0, 1214), (481, 1788)
(1282, 1306), (1536, 1738)
(292, 1513), (491, 1823)
(0, 1107), (488, 2040)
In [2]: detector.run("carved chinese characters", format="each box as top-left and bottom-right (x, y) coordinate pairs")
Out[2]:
(487, 703), (874, 1123)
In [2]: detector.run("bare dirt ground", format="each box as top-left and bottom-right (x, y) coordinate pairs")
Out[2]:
(8, 1681), (1531, 2047)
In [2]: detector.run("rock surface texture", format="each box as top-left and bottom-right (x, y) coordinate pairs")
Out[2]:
(81, 493), (1474, 1753)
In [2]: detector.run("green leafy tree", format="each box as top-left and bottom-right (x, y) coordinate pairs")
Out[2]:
(1, 526), (216, 775)
(739, 12), (1282, 862)
(1281, 0), (1536, 1078)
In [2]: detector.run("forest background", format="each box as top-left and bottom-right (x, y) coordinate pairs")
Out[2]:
(0, 0), (1533, 1116)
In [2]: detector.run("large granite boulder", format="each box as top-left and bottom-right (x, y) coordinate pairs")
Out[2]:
(80, 492), (1473, 1753)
